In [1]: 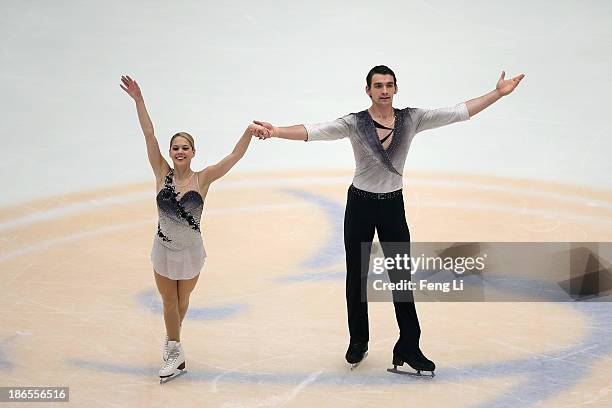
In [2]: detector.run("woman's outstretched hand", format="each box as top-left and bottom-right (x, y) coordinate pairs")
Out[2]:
(120, 75), (143, 101)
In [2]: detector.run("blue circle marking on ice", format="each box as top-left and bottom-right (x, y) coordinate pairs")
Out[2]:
(137, 289), (246, 320)
(0, 335), (17, 372)
(280, 188), (344, 269)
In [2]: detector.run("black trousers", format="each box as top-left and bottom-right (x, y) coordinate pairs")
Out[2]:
(343, 185), (421, 352)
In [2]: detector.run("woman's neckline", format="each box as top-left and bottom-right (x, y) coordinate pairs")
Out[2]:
(172, 170), (194, 187)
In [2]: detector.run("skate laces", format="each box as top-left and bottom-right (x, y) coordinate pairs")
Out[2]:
(163, 345), (180, 368)
(163, 336), (170, 357)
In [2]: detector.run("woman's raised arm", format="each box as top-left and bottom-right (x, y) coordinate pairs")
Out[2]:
(120, 75), (170, 179)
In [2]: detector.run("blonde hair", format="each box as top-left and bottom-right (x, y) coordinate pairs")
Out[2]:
(170, 132), (195, 151)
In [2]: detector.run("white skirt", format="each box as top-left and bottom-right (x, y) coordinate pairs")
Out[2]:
(151, 235), (206, 280)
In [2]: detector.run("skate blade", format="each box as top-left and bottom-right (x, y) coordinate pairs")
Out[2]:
(387, 366), (435, 378)
(349, 351), (368, 371)
(159, 369), (187, 384)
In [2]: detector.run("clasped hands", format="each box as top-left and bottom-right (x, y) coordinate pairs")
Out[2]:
(248, 121), (275, 140)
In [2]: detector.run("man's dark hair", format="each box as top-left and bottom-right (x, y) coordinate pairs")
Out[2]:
(366, 65), (397, 88)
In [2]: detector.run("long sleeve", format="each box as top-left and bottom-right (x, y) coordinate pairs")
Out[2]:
(304, 115), (351, 142)
(414, 102), (470, 134)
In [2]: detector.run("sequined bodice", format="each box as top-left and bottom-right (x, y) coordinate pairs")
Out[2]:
(155, 170), (204, 250)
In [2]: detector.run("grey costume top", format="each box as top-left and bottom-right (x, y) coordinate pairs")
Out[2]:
(304, 102), (470, 193)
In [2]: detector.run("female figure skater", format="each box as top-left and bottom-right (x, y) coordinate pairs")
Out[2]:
(120, 75), (268, 381)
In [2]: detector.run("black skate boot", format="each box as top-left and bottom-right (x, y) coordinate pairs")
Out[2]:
(388, 347), (435, 378)
(345, 342), (368, 369)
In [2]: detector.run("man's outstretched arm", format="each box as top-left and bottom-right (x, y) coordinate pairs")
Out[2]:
(252, 122), (307, 141)
(466, 70), (525, 117)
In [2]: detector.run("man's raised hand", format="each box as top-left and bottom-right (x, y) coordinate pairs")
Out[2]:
(496, 71), (525, 97)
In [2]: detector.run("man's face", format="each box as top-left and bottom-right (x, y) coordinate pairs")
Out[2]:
(366, 74), (397, 105)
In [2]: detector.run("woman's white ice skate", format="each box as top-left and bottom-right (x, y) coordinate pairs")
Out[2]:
(159, 341), (186, 384)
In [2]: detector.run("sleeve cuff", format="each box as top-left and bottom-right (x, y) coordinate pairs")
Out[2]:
(458, 102), (470, 121)
(303, 123), (314, 142)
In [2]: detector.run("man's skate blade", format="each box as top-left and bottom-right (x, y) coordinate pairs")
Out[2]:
(387, 366), (435, 378)
(349, 351), (368, 371)
(159, 369), (187, 384)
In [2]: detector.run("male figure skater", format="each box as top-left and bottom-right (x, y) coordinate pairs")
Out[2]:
(255, 65), (524, 374)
